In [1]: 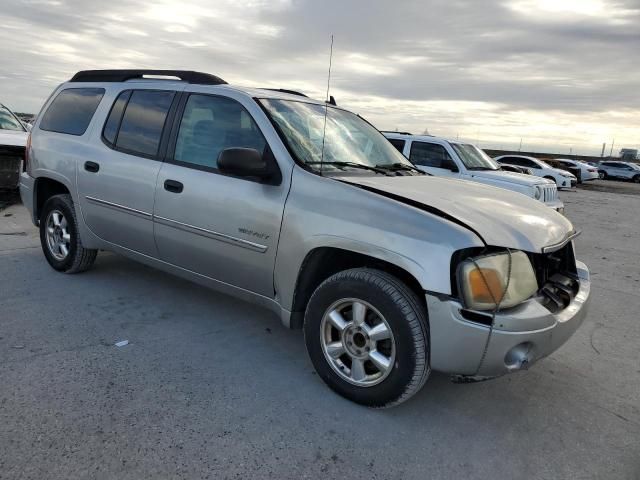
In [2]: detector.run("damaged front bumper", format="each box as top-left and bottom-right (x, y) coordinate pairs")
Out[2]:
(426, 260), (590, 379)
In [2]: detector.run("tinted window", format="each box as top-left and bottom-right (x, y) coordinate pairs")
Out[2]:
(116, 90), (175, 157)
(39, 88), (105, 135)
(174, 94), (266, 170)
(508, 157), (538, 168)
(102, 90), (131, 145)
(410, 142), (454, 168)
(387, 138), (406, 153)
(501, 157), (523, 166)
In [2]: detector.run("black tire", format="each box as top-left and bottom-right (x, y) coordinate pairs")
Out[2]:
(632, 175), (640, 184)
(599, 171), (607, 179)
(39, 194), (97, 273)
(304, 268), (430, 407)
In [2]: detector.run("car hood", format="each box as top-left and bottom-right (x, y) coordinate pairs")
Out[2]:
(467, 169), (549, 186)
(0, 129), (28, 147)
(338, 175), (575, 253)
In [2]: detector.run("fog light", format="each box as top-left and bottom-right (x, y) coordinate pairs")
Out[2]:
(504, 342), (534, 371)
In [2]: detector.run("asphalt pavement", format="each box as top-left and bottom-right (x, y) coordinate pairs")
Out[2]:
(1, 184), (639, 479)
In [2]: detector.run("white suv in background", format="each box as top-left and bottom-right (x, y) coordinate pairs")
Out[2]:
(383, 133), (563, 212)
(598, 161), (640, 182)
(494, 154), (576, 189)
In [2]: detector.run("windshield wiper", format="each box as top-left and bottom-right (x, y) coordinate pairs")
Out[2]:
(466, 166), (497, 171)
(307, 161), (391, 175)
(375, 163), (426, 175)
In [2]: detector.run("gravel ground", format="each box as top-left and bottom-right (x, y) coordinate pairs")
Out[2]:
(0, 185), (638, 479)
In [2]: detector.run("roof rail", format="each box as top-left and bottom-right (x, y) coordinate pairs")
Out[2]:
(380, 130), (413, 136)
(261, 88), (308, 98)
(69, 70), (227, 85)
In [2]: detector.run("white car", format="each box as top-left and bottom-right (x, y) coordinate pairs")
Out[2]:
(598, 161), (640, 182)
(384, 133), (563, 212)
(554, 158), (599, 183)
(494, 155), (576, 189)
(0, 103), (29, 189)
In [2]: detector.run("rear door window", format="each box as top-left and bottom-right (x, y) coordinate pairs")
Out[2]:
(115, 90), (175, 158)
(501, 156), (523, 166)
(39, 88), (105, 135)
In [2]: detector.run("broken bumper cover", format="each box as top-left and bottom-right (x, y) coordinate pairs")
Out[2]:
(18, 172), (36, 225)
(426, 260), (590, 378)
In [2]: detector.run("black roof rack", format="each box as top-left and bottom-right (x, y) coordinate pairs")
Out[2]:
(380, 130), (413, 136)
(261, 88), (308, 98)
(69, 69), (227, 85)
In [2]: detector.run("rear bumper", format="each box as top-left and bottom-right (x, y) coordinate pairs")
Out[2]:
(427, 260), (590, 377)
(18, 172), (37, 225)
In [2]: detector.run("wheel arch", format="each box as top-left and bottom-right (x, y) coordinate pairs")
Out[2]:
(33, 176), (72, 223)
(288, 246), (426, 329)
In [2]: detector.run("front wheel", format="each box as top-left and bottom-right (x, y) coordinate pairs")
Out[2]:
(40, 194), (97, 273)
(599, 171), (607, 179)
(304, 268), (430, 407)
(632, 175), (640, 184)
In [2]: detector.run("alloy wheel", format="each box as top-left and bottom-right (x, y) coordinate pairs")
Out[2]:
(320, 298), (396, 387)
(45, 209), (71, 260)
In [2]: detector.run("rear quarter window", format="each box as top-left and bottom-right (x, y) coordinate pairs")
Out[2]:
(39, 88), (105, 135)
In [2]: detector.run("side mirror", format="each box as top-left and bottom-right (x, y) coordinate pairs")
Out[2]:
(218, 147), (277, 183)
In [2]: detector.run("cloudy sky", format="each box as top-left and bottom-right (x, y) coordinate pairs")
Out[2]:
(1, 0), (638, 155)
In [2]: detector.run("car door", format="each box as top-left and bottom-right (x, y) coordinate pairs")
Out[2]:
(619, 164), (635, 179)
(153, 92), (288, 297)
(77, 88), (180, 256)
(409, 141), (459, 177)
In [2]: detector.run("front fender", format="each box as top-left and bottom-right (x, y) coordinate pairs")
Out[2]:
(274, 168), (484, 312)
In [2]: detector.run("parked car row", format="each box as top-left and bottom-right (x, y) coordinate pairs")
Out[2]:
(548, 159), (599, 183)
(384, 133), (563, 212)
(19, 69), (591, 407)
(493, 155), (577, 188)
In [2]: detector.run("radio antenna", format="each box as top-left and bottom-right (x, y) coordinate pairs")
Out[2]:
(319, 34), (334, 176)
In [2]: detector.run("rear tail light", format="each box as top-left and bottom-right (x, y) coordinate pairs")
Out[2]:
(23, 132), (31, 174)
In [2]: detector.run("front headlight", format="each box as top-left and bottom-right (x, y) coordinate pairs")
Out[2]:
(458, 250), (538, 311)
(533, 185), (542, 200)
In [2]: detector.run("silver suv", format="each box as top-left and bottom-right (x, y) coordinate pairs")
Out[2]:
(20, 70), (591, 407)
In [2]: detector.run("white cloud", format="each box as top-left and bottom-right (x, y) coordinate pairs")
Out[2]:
(0, 0), (638, 155)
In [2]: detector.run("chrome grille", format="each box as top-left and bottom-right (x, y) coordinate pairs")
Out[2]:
(542, 184), (557, 203)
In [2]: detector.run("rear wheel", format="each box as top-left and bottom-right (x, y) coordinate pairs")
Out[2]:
(632, 175), (640, 184)
(304, 268), (430, 407)
(40, 194), (97, 273)
(599, 171), (607, 179)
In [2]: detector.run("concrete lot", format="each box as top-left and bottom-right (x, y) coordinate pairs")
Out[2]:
(1, 181), (639, 479)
